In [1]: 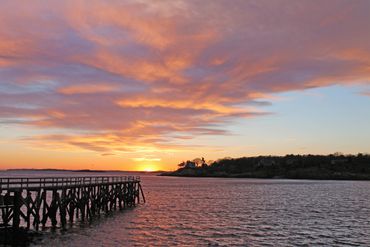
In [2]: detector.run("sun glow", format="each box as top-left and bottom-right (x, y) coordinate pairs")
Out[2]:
(133, 160), (161, 171)
(142, 166), (157, 172)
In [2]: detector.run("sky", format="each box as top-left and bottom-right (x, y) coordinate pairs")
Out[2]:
(0, 0), (370, 171)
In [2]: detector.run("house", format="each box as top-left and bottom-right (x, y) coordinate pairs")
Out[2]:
(184, 161), (197, 168)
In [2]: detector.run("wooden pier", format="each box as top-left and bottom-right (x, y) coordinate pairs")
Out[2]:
(0, 176), (145, 230)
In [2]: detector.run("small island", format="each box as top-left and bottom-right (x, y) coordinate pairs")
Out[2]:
(161, 153), (370, 180)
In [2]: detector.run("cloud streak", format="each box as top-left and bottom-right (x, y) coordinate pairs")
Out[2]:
(0, 0), (370, 154)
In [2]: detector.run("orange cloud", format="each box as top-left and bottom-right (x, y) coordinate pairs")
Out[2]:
(58, 84), (118, 95)
(0, 0), (369, 159)
(116, 97), (248, 115)
(132, 157), (161, 162)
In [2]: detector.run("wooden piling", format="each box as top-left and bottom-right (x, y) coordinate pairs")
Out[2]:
(12, 191), (21, 229)
(0, 176), (145, 231)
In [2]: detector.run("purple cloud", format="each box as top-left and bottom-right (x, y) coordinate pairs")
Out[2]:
(0, 0), (369, 153)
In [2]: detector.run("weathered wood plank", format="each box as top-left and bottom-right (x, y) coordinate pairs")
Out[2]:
(0, 176), (144, 231)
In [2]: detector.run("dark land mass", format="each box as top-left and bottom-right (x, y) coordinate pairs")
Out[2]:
(2, 169), (151, 173)
(161, 153), (370, 180)
(3, 168), (108, 172)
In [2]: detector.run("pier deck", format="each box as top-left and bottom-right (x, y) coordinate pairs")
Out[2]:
(0, 176), (145, 230)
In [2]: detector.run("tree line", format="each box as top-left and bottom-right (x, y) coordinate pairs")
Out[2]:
(167, 153), (370, 180)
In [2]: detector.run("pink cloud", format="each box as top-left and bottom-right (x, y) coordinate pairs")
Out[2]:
(0, 0), (370, 153)
(58, 84), (119, 95)
(361, 91), (370, 97)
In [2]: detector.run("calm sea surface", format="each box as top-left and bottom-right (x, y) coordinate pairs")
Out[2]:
(1, 171), (370, 246)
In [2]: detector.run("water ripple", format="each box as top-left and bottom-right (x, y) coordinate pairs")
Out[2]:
(28, 175), (370, 246)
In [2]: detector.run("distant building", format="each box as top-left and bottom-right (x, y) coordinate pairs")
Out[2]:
(184, 161), (197, 168)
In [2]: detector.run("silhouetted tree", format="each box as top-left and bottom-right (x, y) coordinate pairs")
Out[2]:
(170, 154), (370, 179)
(178, 161), (185, 168)
(192, 158), (203, 167)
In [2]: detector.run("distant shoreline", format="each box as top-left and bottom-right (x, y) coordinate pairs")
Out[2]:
(160, 154), (370, 181)
(0, 168), (164, 174)
(160, 172), (370, 181)
(2, 168), (107, 172)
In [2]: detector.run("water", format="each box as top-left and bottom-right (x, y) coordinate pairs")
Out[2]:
(1, 171), (370, 246)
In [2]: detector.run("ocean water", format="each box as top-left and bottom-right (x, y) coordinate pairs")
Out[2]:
(1, 171), (370, 246)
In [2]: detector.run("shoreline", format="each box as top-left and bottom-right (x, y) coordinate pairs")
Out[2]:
(159, 172), (370, 181)
(157, 173), (370, 182)
(162, 154), (370, 181)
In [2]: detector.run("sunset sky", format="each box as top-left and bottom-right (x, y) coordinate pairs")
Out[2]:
(1, 0), (370, 171)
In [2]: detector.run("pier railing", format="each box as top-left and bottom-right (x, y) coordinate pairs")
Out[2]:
(0, 176), (145, 230)
(0, 176), (140, 190)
